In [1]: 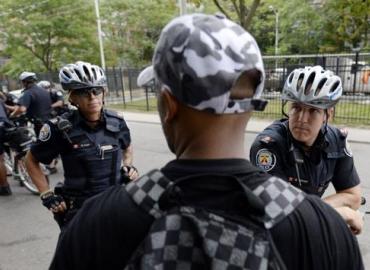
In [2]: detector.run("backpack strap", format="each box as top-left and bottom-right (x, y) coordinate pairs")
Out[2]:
(125, 170), (173, 218)
(253, 176), (306, 229)
(126, 170), (306, 228)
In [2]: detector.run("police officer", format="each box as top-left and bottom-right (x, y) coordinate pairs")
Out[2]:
(50, 15), (363, 270)
(0, 98), (12, 195)
(25, 61), (138, 228)
(37, 80), (65, 175)
(250, 66), (362, 229)
(8, 72), (52, 136)
(37, 80), (66, 117)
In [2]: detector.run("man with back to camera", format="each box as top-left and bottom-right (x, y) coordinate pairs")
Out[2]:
(249, 66), (363, 233)
(49, 13), (363, 270)
(7, 72), (52, 136)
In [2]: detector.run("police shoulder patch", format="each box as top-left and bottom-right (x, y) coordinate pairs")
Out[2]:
(255, 148), (276, 172)
(39, 124), (51, 142)
(344, 139), (353, 157)
(259, 135), (274, 144)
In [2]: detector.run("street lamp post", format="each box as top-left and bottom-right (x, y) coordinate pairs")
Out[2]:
(94, 0), (106, 70)
(179, 0), (187, 15)
(269, 6), (279, 69)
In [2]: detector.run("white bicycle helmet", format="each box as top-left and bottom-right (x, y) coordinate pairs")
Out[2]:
(59, 61), (107, 91)
(37, 80), (51, 90)
(19, 71), (37, 82)
(282, 66), (342, 109)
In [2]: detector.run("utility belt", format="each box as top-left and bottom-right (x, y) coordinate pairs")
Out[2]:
(54, 182), (87, 210)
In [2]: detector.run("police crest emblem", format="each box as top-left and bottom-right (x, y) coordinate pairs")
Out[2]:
(256, 148), (276, 171)
(39, 124), (51, 142)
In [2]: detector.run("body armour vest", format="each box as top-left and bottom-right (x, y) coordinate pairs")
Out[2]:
(58, 110), (124, 196)
(254, 119), (349, 196)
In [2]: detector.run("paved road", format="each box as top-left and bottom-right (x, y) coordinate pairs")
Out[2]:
(0, 121), (369, 270)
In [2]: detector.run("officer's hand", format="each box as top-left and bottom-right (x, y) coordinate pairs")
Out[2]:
(335, 206), (364, 235)
(123, 165), (139, 181)
(40, 190), (67, 213)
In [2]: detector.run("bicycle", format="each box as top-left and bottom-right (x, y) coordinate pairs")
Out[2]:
(3, 116), (49, 195)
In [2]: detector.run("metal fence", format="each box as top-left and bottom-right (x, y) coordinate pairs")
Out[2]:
(2, 52), (370, 125)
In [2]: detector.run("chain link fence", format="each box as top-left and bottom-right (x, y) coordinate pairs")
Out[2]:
(2, 52), (370, 124)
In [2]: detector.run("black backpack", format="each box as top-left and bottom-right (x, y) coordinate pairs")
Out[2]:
(124, 170), (305, 270)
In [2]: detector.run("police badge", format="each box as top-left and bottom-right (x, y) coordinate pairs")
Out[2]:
(255, 148), (276, 171)
(39, 124), (51, 142)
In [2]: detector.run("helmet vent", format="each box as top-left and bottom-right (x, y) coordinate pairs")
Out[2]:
(74, 69), (83, 82)
(92, 68), (97, 80)
(288, 73), (294, 84)
(83, 65), (91, 82)
(304, 72), (316, 95)
(330, 81), (340, 93)
(315, 78), (327, 96)
(62, 70), (71, 79)
(297, 73), (305, 89)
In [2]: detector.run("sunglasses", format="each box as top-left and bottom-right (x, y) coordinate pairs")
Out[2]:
(73, 87), (104, 97)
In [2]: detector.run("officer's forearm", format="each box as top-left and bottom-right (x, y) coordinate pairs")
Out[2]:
(323, 190), (361, 210)
(9, 105), (26, 117)
(122, 145), (134, 166)
(25, 151), (50, 193)
(51, 101), (63, 108)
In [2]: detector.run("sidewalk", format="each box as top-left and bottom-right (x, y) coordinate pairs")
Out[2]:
(119, 111), (370, 144)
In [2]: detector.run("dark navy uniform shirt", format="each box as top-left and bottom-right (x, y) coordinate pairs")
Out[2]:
(50, 159), (363, 270)
(30, 109), (131, 197)
(250, 119), (360, 196)
(18, 84), (52, 121)
(0, 100), (10, 154)
(0, 99), (8, 123)
(50, 89), (64, 104)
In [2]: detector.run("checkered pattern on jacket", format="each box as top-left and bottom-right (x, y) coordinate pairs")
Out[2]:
(125, 170), (305, 269)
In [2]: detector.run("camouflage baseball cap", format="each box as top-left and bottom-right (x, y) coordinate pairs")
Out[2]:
(137, 13), (266, 114)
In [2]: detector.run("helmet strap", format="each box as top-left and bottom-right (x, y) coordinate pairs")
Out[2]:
(282, 100), (289, 119)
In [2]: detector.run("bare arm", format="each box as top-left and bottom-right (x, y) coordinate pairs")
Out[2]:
(122, 144), (138, 180)
(25, 151), (66, 212)
(334, 206), (364, 235)
(323, 184), (362, 210)
(25, 151), (50, 193)
(9, 105), (27, 118)
(122, 144), (134, 166)
(51, 100), (64, 109)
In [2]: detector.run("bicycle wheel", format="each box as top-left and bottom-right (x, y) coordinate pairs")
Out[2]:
(3, 151), (13, 176)
(16, 157), (40, 195)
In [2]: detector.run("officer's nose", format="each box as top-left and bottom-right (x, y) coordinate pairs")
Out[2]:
(297, 108), (310, 122)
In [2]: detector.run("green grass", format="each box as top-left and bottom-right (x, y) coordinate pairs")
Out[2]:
(108, 98), (157, 112)
(107, 97), (370, 127)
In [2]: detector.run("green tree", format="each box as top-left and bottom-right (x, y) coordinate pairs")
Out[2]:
(212, 0), (261, 30)
(101, 0), (177, 67)
(0, 0), (99, 76)
(320, 0), (369, 52)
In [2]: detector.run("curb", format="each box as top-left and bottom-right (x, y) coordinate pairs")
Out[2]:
(119, 111), (370, 145)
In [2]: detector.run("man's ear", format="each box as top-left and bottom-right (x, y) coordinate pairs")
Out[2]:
(326, 108), (334, 122)
(160, 89), (179, 123)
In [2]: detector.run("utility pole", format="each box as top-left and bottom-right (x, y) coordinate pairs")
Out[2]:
(179, 0), (187, 15)
(94, 0), (106, 70)
(269, 5), (279, 70)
